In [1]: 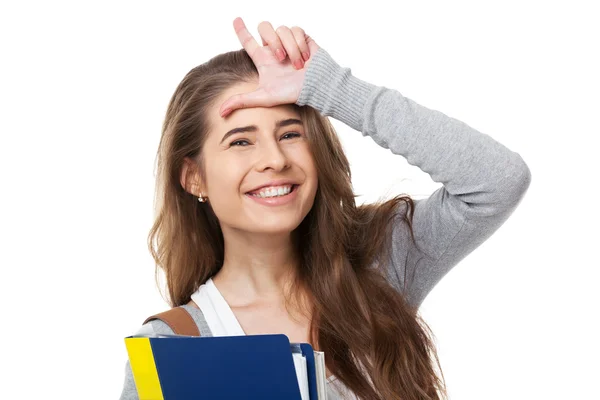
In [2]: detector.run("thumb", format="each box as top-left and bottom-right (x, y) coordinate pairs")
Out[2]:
(219, 88), (272, 118)
(305, 34), (320, 55)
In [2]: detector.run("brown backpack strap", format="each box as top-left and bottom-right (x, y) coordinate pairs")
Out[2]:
(143, 306), (201, 336)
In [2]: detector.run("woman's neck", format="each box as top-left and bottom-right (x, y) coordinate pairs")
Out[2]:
(214, 228), (301, 307)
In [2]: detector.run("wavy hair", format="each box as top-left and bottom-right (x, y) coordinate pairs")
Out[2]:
(148, 49), (448, 400)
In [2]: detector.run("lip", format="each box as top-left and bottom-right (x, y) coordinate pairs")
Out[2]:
(245, 184), (299, 206)
(245, 179), (300, 194)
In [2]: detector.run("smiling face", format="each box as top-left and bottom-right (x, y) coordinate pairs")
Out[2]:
(193, 81), (318, 236)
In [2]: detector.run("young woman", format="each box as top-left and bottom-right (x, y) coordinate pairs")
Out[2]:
(120, 17), (531, 400)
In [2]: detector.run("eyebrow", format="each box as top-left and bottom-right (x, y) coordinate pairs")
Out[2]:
(220, 118), (303, 144)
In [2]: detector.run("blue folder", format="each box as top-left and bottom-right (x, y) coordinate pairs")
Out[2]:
(125, 333), (319, 400)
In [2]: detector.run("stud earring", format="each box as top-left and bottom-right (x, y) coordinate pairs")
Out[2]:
(198, 193), (208, 203)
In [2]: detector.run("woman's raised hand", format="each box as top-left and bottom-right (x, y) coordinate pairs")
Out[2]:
(219, 17), (320, 118)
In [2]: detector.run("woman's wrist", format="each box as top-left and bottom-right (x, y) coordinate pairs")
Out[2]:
(297, 47), (377, 131)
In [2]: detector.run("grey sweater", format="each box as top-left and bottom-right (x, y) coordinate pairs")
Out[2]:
(119, 47), (531, 399)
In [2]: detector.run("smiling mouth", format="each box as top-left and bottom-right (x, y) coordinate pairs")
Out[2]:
(246, 184), (299, 198)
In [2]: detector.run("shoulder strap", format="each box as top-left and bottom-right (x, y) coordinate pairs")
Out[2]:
(143, 306), (201, 336)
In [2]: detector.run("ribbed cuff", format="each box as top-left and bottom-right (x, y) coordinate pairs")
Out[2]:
(296, 47), (377, 132)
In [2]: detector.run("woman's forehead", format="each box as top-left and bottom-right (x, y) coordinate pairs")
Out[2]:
(209, 100), (301, 134)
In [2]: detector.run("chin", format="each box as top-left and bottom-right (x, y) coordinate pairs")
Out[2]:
(249, 219), (303, 236)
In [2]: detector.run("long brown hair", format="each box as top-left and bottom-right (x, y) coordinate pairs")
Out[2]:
(148, 49), (448, 399)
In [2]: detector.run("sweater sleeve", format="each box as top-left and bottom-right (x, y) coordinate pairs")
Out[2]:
(296, 48), (531, 309)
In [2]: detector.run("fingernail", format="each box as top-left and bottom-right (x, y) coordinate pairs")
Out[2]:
(222, 108), (231, 117)
(294, 59), (304, 69)
(302, 52), (309, 61)
(276, 48), (286, 61)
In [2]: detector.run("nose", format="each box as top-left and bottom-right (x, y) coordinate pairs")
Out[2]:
(254, 139), (290, 172)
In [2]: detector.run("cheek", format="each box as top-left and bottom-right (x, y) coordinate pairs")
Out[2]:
(203, 161), (245, 223)
(204, 157), (245, 197)
(290, 146), (318, 179)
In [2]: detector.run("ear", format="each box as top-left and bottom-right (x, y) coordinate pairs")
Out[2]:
(180, 157), (205, 196)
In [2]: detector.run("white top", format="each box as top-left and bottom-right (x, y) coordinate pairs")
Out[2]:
(190, 277), (246, 337)
(189, 277), (340, 388)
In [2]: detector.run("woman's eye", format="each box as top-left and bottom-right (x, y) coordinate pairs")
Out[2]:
(281, 132), (302, 140)
(230, 139), (250, 147)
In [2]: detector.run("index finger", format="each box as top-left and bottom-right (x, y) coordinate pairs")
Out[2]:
(233, 17), (260, 59)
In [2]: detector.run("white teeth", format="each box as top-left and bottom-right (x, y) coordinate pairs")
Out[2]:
(250, 185), (293, 198)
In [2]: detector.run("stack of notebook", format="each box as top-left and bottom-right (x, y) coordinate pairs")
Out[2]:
(125, 333), (328, 400)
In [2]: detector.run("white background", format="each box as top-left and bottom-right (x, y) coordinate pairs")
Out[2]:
(1, 1), (598, 399)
